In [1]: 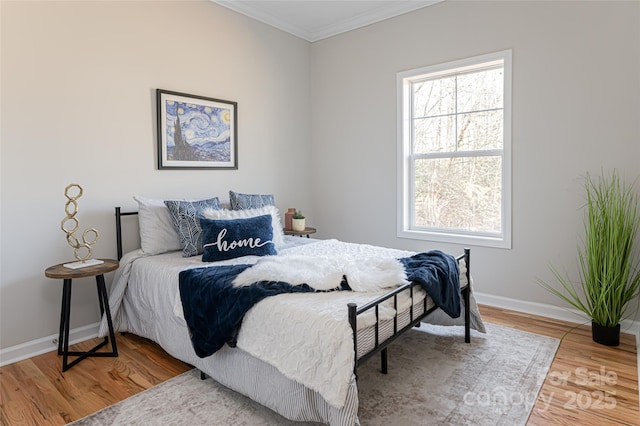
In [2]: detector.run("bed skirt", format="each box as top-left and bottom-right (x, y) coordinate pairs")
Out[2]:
(121, 300), (360, 425)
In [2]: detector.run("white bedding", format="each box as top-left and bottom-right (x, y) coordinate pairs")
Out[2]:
(100, 237), (485, 422)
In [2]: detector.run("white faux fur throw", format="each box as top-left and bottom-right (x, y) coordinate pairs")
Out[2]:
(232, 254), (409, 292)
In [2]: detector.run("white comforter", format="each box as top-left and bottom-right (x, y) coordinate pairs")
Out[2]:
(100, 239), (484, 410)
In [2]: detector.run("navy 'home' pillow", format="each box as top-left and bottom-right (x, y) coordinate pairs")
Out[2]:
(200, 214), (277, 262)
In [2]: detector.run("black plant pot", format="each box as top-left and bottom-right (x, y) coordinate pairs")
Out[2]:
(591, 322), (620, 346)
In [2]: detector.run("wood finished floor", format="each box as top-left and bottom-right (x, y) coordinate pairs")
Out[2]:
(0, 305), (637, 425)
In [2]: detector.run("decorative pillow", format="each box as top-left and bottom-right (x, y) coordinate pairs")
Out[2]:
(200, 215), (276, 262)
(134, 196), (182, 255)
(164, 198), (222, 257)
(201, 205), (285, 248)
(229, 190), (275, 210)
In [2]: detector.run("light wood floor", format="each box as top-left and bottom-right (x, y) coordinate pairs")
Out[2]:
(485, 306), (638, 426)
(0, 305), (637, 425)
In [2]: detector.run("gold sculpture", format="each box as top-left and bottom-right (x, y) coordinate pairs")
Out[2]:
(61, 183), (102, 268)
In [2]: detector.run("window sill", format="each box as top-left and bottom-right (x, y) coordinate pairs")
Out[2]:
(397, 229), (511, 249)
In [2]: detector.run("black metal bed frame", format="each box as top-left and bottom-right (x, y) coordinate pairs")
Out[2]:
(115, 207), (138, 261)
(114, 207), (471, 378)
(349, 248), (471, 378)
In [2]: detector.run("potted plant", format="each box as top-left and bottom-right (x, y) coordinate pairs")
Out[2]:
(540, 170), (640, 346)
(292, 210), (306, 232)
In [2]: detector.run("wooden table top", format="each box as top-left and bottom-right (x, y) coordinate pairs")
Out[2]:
(283, 227), (317, 236)
(45, 259), (119, 279)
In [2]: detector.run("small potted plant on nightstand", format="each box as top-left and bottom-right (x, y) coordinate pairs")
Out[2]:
(292, 210), (306, 232)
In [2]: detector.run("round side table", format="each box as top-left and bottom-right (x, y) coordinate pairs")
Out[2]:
(283, 227), (317, 238)
(45, 259), (119, 372)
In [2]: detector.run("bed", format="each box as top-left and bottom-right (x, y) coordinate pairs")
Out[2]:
(100, 199), (485, 426)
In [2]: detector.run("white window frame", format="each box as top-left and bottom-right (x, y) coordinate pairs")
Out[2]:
(397, 50), (512, 249)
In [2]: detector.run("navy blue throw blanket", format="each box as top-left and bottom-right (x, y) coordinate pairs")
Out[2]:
(399, 250), (461, 318)
(180, 250), (460, 358)
(179, 264), (349, 358)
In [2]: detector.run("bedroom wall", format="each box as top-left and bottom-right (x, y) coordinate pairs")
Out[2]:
(310, 1), (640, 314)
(1, 0), (638, 358)
(0, 1), (311, 350)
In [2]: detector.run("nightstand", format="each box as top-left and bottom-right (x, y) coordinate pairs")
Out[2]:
(45, 259), (119, 372)
(283, 227), (317, 238)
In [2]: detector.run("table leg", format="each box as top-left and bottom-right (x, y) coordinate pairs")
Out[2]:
(96, 274), (118, 356)
(58, 274), (119, 372)
(61, 279), (72, 371)
(57, 279), (70, 355)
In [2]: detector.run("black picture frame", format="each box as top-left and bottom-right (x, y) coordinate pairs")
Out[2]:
(156, 89), (238, 169)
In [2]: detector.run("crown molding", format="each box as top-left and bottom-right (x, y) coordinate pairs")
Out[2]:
(310, 0), (442, 42)
(212, 1), (443, 42)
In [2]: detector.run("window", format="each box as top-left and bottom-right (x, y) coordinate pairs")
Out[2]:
(397, 50), (512, 248)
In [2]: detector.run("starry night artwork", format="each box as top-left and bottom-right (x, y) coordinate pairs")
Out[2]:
(157, 89), (238, 169)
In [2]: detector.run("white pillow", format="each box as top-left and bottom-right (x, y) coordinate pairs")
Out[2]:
(202, 205), (285, 249)
(134, 196), (182, 255)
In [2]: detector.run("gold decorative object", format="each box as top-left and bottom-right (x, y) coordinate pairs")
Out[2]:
(61, 183), (102, 268)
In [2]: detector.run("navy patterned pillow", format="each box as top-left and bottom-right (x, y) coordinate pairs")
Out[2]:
(164, 198), (222, 257)
(200, 214), (276, 262)
(229, 190), (275, 210)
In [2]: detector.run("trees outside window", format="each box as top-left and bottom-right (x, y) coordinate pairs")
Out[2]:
(397, 50), (512, 248)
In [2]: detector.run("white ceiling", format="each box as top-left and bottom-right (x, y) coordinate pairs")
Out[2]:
(212, 1), (443, 42)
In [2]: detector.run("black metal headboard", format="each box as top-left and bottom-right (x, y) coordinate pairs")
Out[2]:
(115, 207), (138, 260)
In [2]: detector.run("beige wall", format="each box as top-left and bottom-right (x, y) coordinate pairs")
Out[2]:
(310, 1), (639, 307)
(0, 1), (311, 349)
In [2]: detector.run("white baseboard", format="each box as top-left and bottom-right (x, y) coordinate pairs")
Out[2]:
(474, 291), (640, 336)
(0, 322), (100, 367)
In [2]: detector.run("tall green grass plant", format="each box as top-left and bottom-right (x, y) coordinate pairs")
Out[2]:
(540, 171), (640, 328)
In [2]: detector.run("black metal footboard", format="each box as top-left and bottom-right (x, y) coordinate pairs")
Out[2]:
(348, 248), (471, 378)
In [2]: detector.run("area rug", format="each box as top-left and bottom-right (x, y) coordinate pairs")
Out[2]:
(69, 323), (559, 425)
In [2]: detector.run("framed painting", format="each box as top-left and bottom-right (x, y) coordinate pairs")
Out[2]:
(156, 89), (238, 169)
